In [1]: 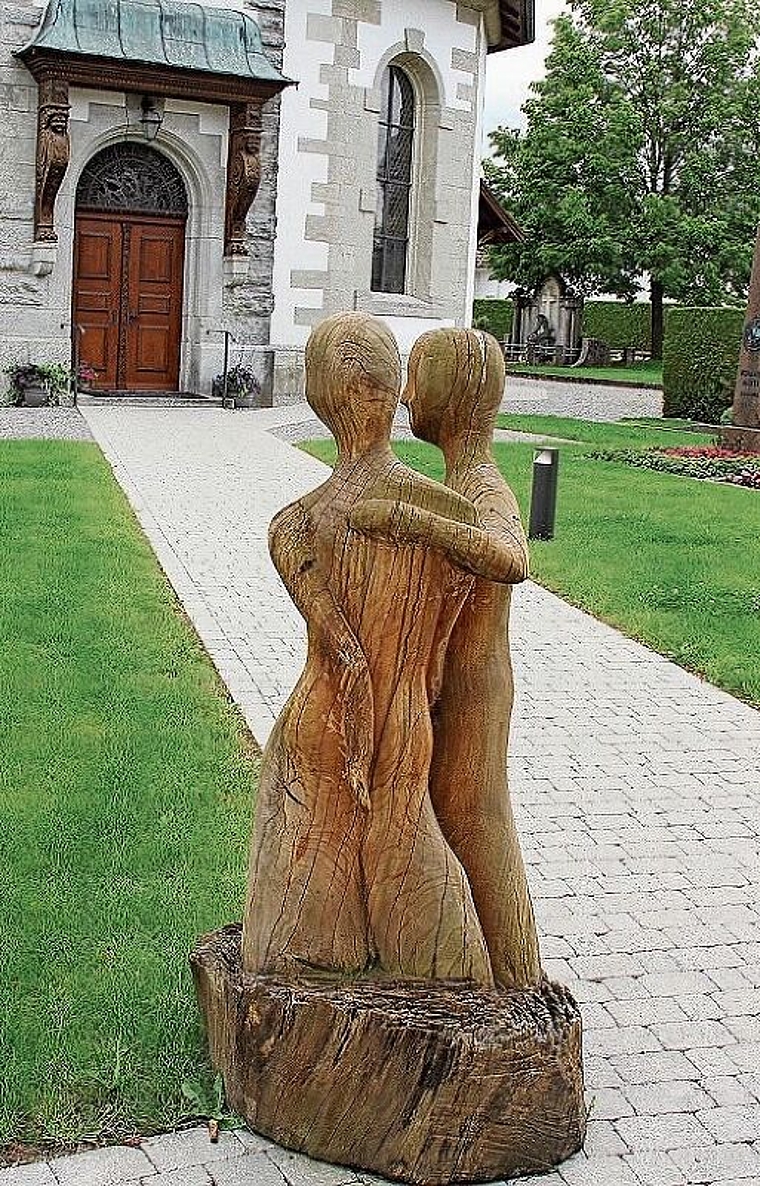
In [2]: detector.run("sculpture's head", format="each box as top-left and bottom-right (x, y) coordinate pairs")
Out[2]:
(402, 328), (505, 448)
(305, 313), (400, 452)
(43, 107), (69, 135)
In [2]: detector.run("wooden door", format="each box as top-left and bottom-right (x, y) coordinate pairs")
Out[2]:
(124, 221), (184, 391)
(73, 214), (185, 391)
(73, 217), (122, 390)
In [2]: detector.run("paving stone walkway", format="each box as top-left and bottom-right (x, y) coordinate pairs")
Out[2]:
(4, 401), (760, 1186)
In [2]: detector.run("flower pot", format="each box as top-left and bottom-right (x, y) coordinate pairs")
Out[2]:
(22, 382), (49, 407)
(234, 391), (257, 409)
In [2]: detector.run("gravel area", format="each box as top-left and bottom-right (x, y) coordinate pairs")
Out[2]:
(0, 407), (93, 441)
(504, 374), (662, 421)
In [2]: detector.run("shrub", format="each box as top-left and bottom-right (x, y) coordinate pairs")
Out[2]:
(3, 361), (73, 406)
(662, 307), (743, 422)
(472, 299), (513, 342)
(212, 364), (262, 404)
(582, 301), (655, 350)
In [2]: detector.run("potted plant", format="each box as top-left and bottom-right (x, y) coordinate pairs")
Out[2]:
(5, 363), (47, 406)
(4, 362), (73, 407)
(212, 364), (262, 409)
(77, 363), (97, 393)
(39, 363), (73, 406)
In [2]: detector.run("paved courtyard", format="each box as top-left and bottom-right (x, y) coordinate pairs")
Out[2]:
(3, 397), (760, 1185)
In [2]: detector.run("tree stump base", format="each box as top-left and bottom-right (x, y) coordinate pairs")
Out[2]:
(191, 926), (586, 1184)
(722, 425), (760, 453)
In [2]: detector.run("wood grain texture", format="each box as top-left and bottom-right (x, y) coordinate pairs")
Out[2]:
(241, 312), (521, 985)
(192, 926), (586, 1185)
(404, 328), (542, 989)
(196, 313), (585, 1183)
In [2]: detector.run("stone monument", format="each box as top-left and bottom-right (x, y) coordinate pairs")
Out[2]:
(191, 314), (586, 1184)
(723, 224), (760, 451)
(511, 274), (584, 365)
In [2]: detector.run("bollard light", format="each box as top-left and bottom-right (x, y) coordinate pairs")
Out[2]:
(529, 447), (559, 540)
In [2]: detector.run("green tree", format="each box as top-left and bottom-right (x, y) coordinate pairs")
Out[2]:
(486, 0), (760, 356)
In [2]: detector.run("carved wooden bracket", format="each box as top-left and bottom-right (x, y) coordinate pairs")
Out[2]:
(224, 102), (262, 257)
(34, 74), (70, 243)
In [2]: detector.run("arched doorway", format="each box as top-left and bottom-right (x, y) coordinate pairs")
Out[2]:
(73, 143), (188, 392)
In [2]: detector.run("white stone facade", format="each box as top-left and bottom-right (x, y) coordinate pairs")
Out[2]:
(0, 0), (492, 401)
(271, 0), (488, 392)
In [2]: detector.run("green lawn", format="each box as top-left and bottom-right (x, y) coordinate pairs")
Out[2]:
(0, 442), (256, 1158)
(305, 415), (760, 707)
(508, 360), (663, 387)
(496, 414), (713, 451)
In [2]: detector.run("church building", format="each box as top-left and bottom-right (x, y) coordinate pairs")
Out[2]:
(0, 0), (533, 401)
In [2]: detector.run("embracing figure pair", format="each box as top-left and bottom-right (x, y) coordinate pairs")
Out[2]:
(242, 312), (541, 991)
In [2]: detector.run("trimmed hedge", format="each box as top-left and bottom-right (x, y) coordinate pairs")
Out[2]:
(473, 297), (658, 349)
(663, 307), (743, 422)
(582, 301), (654, 350)
(473, 299), (513, 342)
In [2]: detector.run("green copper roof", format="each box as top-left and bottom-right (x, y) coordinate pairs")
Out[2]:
(22, 0), (285, 83)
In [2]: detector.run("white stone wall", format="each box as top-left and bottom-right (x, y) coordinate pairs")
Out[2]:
(271, 0), (487, 396)
(0, 0), (63, 378)
(474, 268), (514, 300)
(269, 0), (333, 351)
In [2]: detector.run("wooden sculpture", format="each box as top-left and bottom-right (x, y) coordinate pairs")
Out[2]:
(192, 314), (585, 1184)
(224, 102), (262, 256)
(403, 328), (541, 990)
(34, 77), (70, 243)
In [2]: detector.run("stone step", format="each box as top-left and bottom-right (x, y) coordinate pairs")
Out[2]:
(77, 390), (223, 408)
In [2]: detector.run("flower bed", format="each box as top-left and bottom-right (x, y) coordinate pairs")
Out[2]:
(589, 444), (760, 490)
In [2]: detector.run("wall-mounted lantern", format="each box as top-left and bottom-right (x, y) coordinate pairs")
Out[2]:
(139, 95), (163, 141)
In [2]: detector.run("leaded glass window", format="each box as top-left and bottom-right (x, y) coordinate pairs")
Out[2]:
(77, 143), (188, 216)
(372, 66), (415, 294)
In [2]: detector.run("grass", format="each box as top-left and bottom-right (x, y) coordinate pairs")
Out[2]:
(623, 416), (717, 433)
(496, 414), (713, 451)
(304, 414), (760, 707)
(508, 360), (663, 386)
(0, 442), (256, 1158)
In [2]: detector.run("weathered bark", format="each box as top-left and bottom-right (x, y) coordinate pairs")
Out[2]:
(192, 926), (586, 1186)
(403, 328), (542, 990)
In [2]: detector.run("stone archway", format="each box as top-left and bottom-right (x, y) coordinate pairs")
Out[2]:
(73, 143), (188, 392)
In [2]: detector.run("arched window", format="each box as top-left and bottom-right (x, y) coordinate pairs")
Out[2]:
(77, 143), (188, 218)
(372, 65), (415, 294)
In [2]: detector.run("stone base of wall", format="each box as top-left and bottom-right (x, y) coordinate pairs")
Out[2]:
(272, 347), (306, 404)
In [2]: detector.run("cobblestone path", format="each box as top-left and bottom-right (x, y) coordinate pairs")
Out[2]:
(3, 402), (758, 1186)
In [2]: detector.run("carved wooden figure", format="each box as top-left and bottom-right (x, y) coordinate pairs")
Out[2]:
(403, 328), (542, 990)
(242, 311), (523, 984)
(34, 76), (70, 242)
(224, 102), (262, 256)
(192, 313), (586, 1184)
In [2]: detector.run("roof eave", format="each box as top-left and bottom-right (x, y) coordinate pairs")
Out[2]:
(486, 0), (536, 53)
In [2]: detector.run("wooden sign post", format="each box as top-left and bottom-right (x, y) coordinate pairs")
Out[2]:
(192, 315), (585, 1184)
